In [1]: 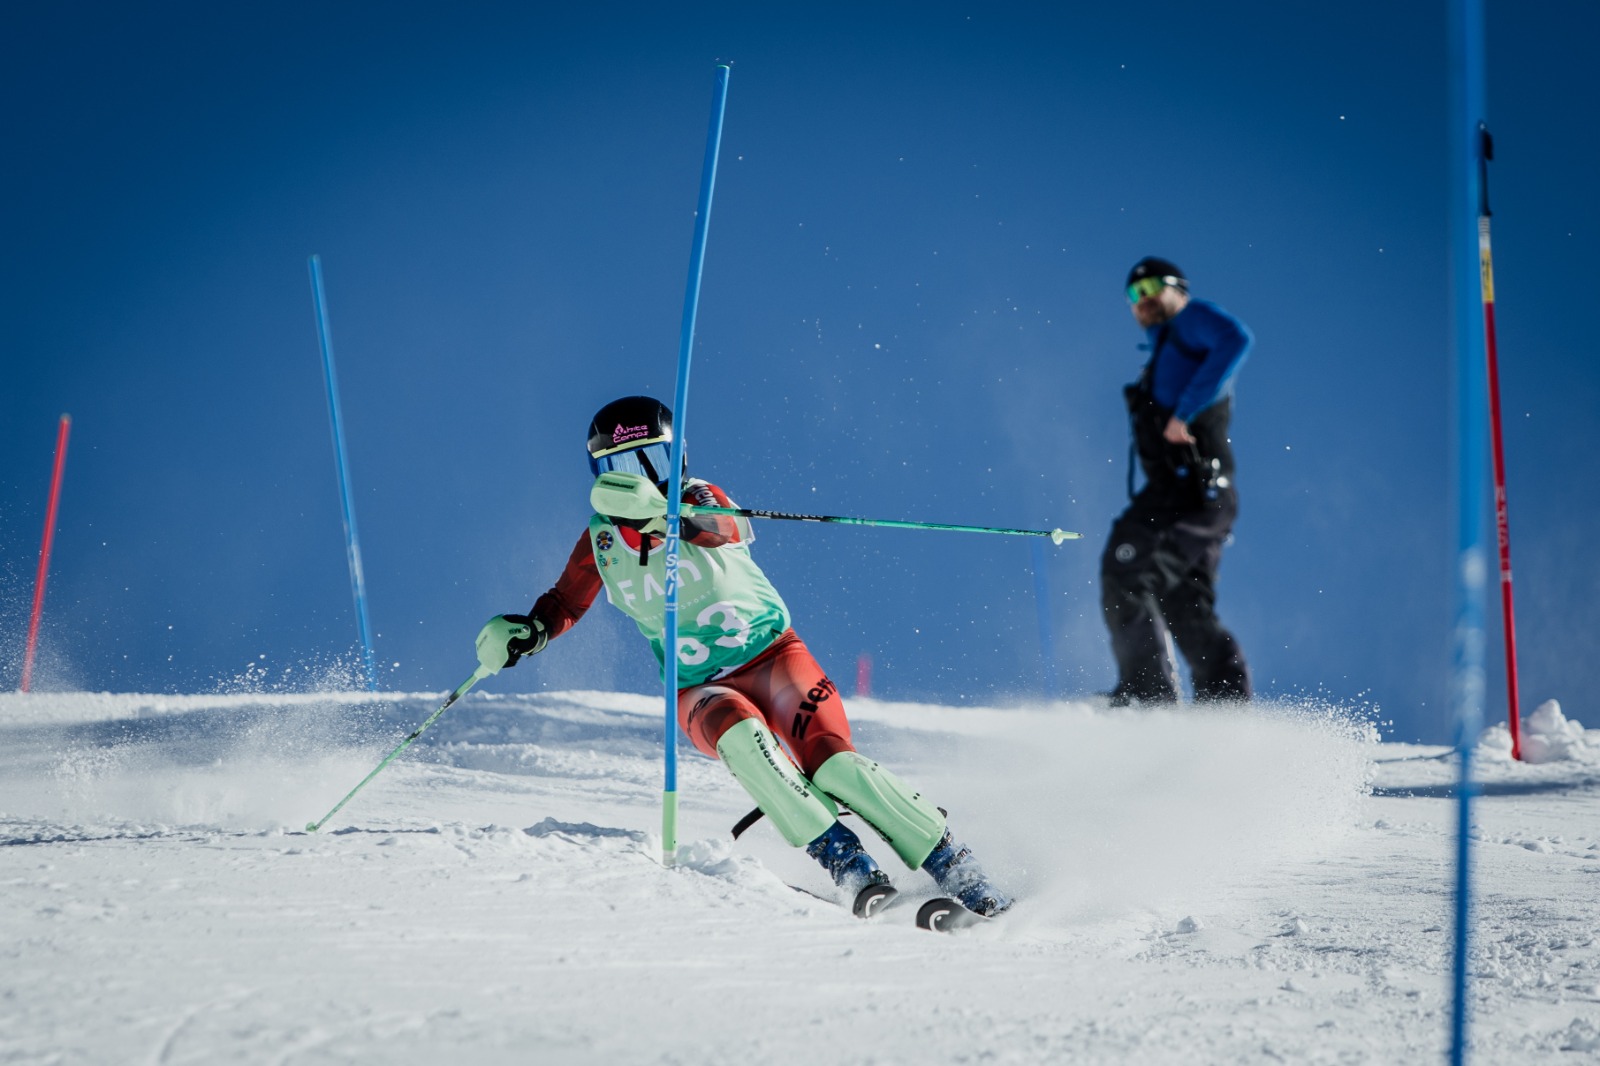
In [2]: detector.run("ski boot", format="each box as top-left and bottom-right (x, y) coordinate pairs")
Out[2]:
(921, 829), (1011, 918)
(806, 820), (896, 917)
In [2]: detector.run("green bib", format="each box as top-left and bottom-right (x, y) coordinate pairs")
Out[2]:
(590, 485), (789, 687)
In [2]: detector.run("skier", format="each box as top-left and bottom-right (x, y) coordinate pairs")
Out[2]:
(1103, 257), (1253, 705)
(475, 396), (1011, 919)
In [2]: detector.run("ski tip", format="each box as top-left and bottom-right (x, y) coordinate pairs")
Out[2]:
(1049, 528), (1081, 545)
(915, 897), (987, 932)
(304, 822), (320, 833)
(852, 882), (899, 919)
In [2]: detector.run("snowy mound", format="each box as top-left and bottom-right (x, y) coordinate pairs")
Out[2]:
(1480, 698), (1597, 764)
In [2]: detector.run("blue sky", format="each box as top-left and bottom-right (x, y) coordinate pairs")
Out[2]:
(4, 2), (1596, 742)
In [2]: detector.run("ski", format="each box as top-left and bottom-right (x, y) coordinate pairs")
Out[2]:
(790, 884), (1006, 928)
(788, 880), (900, 919)
(853, 881), (898, 918)
(915, 896), (991, 933)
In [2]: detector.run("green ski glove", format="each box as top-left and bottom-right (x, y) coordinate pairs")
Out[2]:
(475, 614), (547, 674)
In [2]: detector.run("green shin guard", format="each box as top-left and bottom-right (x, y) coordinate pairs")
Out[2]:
(812, 751), (947, 869)
(715, 718), (838, 847)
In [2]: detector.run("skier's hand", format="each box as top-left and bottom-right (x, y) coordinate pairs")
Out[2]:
(475, 614), (547, 674)
(591, 471), (669, 520)
(502, 614), (548, 666)
(1163, 416), (1196, 444)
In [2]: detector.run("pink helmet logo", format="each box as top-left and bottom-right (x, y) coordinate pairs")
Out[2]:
(612, 423), (651, 445)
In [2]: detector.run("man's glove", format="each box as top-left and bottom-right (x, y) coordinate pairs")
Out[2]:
(474, 613), (548, 674)
(591, 471), (669, 521)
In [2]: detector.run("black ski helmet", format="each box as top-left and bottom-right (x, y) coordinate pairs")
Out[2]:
(1126, 256), (1188, 293)
(586, 395), (680, 486)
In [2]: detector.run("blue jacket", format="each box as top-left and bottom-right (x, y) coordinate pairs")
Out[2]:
(1144, 298), (1253, 424)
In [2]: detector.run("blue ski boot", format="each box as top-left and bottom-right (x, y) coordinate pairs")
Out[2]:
(921, 829), (1012, 917)
(806, 820), (896, 917)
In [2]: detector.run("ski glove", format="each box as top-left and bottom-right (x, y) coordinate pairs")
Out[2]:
(503, 614), (548, 665)
(474, 613), (548, 674)
(591, 471), (669, 521)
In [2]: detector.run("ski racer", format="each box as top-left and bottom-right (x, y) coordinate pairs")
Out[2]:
(475, 395), (1010, 919)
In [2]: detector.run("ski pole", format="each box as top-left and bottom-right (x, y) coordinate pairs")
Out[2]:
(304, 666), (488, 832)
(684, 503), (1082, 544)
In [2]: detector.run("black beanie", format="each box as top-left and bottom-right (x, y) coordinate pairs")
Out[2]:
(1126, 256), (1187, 291)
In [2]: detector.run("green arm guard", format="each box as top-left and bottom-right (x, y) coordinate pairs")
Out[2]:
(591, 471), (669, 520)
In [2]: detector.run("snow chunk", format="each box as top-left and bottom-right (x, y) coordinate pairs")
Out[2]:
(1559, 1017), (1600, 1053)
(524, 817), (646, 842)
(1479, 723), (1515, 758)
(1521, 700), (1590, 763)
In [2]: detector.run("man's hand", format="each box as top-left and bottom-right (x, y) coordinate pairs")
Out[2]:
(1163, 416), (1196, 445)
(591, 471), (669, 520)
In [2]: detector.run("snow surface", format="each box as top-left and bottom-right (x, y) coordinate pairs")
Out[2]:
(2, 689), (1597, 1064)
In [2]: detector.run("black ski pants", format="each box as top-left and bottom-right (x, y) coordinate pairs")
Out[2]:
(1099, 485), (1251, 703)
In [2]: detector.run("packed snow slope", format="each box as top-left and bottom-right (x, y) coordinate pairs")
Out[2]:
(2, 689), (1597, 1064)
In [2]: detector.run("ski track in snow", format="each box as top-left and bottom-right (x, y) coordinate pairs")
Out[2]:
(1, 688), (1597, 1064)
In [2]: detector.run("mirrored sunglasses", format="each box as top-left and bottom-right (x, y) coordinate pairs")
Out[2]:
(1126, 276), (1171, 303)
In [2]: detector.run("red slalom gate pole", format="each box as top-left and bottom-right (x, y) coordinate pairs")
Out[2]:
(21, 414), (71, 693)
(1478, 125), (1523, 761)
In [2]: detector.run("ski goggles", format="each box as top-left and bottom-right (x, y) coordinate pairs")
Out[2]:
(1126, 275), (1180, 303)
(589, 440), (672, 483)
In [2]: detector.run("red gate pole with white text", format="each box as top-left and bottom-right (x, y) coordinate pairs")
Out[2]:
(1478, 125), (1523, 761)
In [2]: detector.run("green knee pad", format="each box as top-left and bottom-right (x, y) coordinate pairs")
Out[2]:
(812, 751), (947, 868)
(715, 717), (838, 847)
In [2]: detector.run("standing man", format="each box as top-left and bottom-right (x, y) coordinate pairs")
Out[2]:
(1102, 257), (1253, 705)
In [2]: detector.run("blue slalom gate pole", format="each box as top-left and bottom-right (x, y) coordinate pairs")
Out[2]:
(662, 64), (732, 865)
(1447, 1), (1489, 1062)
(308, 254), (380, 692)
